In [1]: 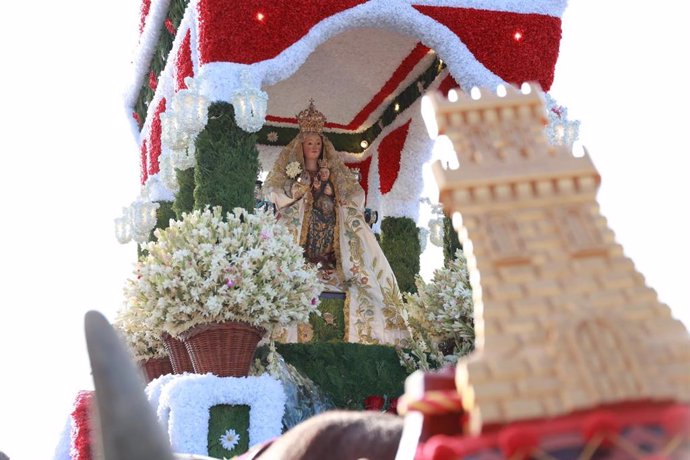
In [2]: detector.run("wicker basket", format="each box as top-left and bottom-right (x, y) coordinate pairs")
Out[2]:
(162, 332), (194, 374)
(140, 356), (173, 383)
(181, 321), (265, 377)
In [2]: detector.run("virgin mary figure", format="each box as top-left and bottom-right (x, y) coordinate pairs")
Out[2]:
(264, 101), (406, 345)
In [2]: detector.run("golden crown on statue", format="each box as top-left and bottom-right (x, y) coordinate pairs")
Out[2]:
(318, 158), (330, 169)
(296, 99), (327, 135)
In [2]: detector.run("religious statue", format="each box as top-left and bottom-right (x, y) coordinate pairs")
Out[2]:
(264, 101), (406, 345)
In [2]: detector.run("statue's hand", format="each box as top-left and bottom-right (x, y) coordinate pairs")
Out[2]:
(291, 181), (309, 199)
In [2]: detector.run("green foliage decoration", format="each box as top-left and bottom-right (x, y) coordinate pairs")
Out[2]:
(173, 167), (195, 219)
(274, 342), (409, 409)
(133, 0), (190, 128)
(207, 404), (250, 458)
(309, 297), (345, 342)
(443, 215), (462, 266)
(155, 200), (176, 232)
(133, 12), (446, 136)
(193, 102), (260, 213)
(380, 217), (421, 294)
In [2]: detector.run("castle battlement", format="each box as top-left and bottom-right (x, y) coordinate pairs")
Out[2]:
(423, 85), (690, 433)
(429, 83), (600, 214)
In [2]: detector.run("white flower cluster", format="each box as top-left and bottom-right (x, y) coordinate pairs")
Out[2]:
(219, 428), (240, 451)
(124, 206), (323, 337)
(285, 161), (302, 179)
(114, 304), (168, 361)
(408, 248), (473, 340)
(154, 373), (285, 455)
(399, 249), (474, 371)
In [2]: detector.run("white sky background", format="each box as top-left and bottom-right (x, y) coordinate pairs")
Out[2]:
(0, 1), (688, 459)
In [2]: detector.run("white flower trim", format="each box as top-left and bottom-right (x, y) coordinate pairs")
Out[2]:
(135, 1), (202, 199)
(128, 0), (565, 129)
(196, 1), (506, 103)
(146, 372), (180, 415)
(144, 173), (176, 202)
(368, 99), (432, 221)
(125, 0), (173, 138)
(409, 0), (566, 16)
(51, 415), (72, 460)
(360, 72), (446, 221)
(156, 373), (285, 455)
(131, 0), (200, 146)
(127, 0), (565, 207)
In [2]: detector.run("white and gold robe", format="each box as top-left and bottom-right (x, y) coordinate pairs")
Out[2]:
(265, 136), (407, 345)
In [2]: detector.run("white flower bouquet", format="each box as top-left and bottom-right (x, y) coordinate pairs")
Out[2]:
(114, 305), (167, 361)
(398, 249), (474, 371)
(124, 206), (323, 337)
(285, 161), (302, 179)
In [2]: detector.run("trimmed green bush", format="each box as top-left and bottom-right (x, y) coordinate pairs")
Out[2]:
(443, 215), (462, 266)
(173, 168), (195, 218)
(274, 342), (409, 409)
(194, 103), (260, 213)
(380, 217), (420, 294)
(155, 201), (176, 232)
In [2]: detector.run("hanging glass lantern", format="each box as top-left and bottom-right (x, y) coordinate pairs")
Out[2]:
(428, 217), (444, 247)
(418, 227), (429, 252)
(545, 95), (580, 147)
(159, 151), (180, 193)
(173, 78), (209, 134)
(170, 142), (196, 171)
(114, 209), (132, 244)
(161, 110), (190, 151)
(130, 200), (159, 242)
(232, 70), (268, 133)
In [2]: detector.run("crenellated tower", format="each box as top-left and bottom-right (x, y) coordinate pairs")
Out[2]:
(427, 84), (690, 432)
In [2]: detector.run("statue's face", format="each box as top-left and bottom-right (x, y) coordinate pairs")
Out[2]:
(302, 133), (322, 161)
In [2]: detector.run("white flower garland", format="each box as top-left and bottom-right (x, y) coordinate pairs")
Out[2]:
(156, 373), (285, 455)
(360, 72), (446, 222)
(373, 99), (434, 221)
(146, 372), (181, 415)
(408, 0), (566, 16)
(125, 0), (173, 138)
(127, 0), (566, 132)
(196, 1), (504, 103)
(126, 0), (567, 217)
(131, 0), (200, 147)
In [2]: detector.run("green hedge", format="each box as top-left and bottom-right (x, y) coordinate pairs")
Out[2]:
(193, 102), (260, 213)
(155, 201), (176, 233)
(172, 167), (195, 219)
(443, 215), (462, 266)
(274, 342), (409, 409)
(380, 217), (421, 294)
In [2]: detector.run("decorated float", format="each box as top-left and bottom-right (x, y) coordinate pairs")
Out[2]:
(54, 0), (690, 459)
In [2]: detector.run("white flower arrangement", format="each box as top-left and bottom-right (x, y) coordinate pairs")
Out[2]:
(124, 206), (322, 337)
(114, 304), (168, 361)
(398, 248), (474, 371)
(155, 373), (285, 455)
(285, 161), (302, 179)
